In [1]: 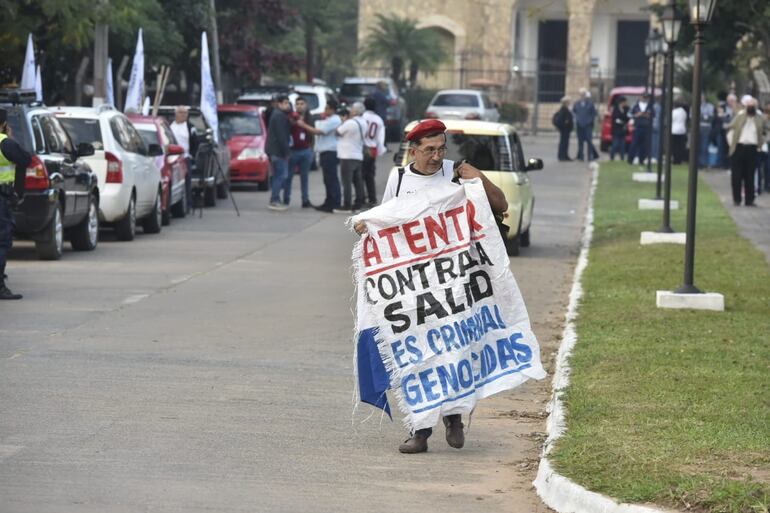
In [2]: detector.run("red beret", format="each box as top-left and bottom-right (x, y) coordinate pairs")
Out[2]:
(405, 119), (446, 142)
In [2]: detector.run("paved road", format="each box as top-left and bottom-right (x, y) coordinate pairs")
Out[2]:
(0, 135), (591, 513)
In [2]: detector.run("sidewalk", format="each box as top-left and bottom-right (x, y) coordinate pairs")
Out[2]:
(702, 169), (770, 265)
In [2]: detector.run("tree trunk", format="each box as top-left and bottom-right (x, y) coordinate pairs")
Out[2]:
(391, 56), (403, 86)
(304, 17), (315, 83)
(409, 61), (419, 89)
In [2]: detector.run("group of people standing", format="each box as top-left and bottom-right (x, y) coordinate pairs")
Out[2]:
(553, 86), (770, 207)
(264, 93), (386, 213)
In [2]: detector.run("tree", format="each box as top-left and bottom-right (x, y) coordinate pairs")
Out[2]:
(217, 0), (302, 87)
(359, 14), (449, 89)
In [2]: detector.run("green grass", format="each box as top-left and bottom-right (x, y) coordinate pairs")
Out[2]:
(549, 161), (770, 513)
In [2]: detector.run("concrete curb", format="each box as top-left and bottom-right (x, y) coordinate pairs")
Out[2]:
(533, 162), (669, 513)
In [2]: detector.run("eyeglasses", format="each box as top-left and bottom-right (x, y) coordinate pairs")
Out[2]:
(413, 145), (447, 156)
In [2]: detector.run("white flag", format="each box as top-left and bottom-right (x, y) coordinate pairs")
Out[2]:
(20, 34), (36, 91)
(106, 58), (115, 106)
(200, 31), (219, 143)
(124, 29), (144, 112)
(34, 65), (42, 102)
(141, 96), (151, 116)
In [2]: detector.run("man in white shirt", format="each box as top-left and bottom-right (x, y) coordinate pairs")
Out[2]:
(356, 118), (507, 454)
(361, 97), (387, 207)
(169, 106), (195, 213)
(727, 97), (765, 206)
(299, 100), (342, 212)
(334, 102), (367, 212)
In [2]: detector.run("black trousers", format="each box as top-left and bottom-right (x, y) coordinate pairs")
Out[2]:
(558, 128), (571, 160)
(362, 154), (377, 204)
(671, 134), (687, 164)
(731, 144), (758, 205)
(0, 194), (15, 284)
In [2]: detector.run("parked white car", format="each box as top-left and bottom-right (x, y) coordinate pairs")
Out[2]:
(289, 83), (338, 117)
(54, 106), (164, 240)
(425, 89), (500, 122)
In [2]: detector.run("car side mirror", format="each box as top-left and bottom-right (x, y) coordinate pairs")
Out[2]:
(76, 142), (95, 158)
(167, 144), (184, 156)
(147, 143), (164, 157)
(525, 158), (543, 171)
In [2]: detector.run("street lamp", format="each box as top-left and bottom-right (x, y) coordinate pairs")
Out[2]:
(677, 0), (717, 294)
(646, 29), (662, 176)
(644, 32), (657, 173)
(659, 0), (684, 232)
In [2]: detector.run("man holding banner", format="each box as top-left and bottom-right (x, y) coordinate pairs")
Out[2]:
(353, 120), (545, 454)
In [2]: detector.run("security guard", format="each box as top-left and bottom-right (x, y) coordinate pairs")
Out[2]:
(0, 108), (32, 300)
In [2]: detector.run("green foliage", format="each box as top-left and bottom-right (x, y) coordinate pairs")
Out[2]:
(499, 102), (529, 124)
(550, 161), (770, 513)
(360, 14), (450, 89)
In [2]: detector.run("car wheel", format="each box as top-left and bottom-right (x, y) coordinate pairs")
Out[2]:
(142, 189), (163, 234)
(161, 184), (171, 226)
(520, 228), (530, 248)
(171, 186), (187, 218)
(115, 195), (136, 241)
(216, 180), (229, 199)
(504, 234), (520, 256)
(71, 194), (99, 251)
(36, 203), (64, 260)
(204, 185), (216, 207)
(257, 176), (270, 191)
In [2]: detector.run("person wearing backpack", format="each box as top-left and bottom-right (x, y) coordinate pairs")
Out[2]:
(353, 119), (507, 454)
(553, 96), (574, 161)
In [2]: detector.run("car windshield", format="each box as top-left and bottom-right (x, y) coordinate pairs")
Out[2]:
(611, 94), (641, 108)
(432, 94), (480, 108)
(3, 110), (32, 152)
(58, 118), (104, 150)
(218, 112), (262, 140)
(294, 93), (320, 111)
(135, 125), (160, 147)
(444, 132), (511, 171)
(340, 83), (377, 98)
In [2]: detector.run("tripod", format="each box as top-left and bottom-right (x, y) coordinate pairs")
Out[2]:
(191, 142), (240, 218)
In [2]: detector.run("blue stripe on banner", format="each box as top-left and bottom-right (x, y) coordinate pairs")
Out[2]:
(411, 363), (532, 414)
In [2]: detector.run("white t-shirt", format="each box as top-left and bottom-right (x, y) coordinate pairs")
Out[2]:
(671, 107), (687, 135)
(169, 121), (190, 157)
(361, 110), (387, 156)
(738, 117), (759, 145)
(381, 159), (456, 203)
(336, 117), (365, 161)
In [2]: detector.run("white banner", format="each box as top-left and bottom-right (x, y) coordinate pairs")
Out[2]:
(34, 65), (42, 102)
(200, 31), (219, 143)
(124, 29), (144, 113)
(20, 34), (36, 91)
(106, 58), (115, 107)
(352, 179), (546, 431)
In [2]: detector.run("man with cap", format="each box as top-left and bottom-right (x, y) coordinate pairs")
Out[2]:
(0, 109), (32, 299)
(356, 119), (507, 454)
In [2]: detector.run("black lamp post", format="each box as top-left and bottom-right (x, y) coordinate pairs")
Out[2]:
(659, 0), (684, 233)
(644, 33), (658, 173)
(654, 38), (668, 199)
(677, 0), (717, 294)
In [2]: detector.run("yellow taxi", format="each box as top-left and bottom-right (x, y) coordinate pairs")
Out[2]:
(391, 120), (542, 256)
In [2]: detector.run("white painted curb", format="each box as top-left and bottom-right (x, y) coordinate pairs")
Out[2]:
(533, 163), (670, 513)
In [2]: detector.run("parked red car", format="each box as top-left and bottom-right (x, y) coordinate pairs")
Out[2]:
(127, 114), (189, 224)
(600, 86), (661, 152)
(217, 104), (269, 190)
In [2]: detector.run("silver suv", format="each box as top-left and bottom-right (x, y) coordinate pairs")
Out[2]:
(425, 89), (500, 122)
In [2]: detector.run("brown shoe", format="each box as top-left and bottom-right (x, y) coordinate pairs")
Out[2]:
(443, 415), (465, 449)
(398, 434), (429, 454)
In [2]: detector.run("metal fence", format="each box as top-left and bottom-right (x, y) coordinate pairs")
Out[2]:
(357, 60), (648, 132)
